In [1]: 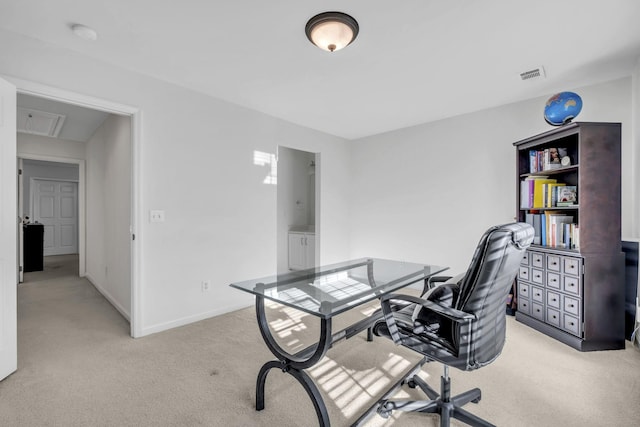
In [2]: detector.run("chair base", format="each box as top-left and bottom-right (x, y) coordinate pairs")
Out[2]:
(377, 366), (495, 427)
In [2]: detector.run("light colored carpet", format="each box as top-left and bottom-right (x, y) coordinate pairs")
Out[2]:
(1, 255), (639, 426)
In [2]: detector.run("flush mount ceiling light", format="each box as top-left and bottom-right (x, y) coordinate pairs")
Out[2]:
(305, 12), (359, 52)
(71, 24), (98, 41)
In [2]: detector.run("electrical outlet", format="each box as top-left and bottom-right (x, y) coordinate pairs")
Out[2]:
(201, 280), (211, 292)
(150, 210), (165, 222)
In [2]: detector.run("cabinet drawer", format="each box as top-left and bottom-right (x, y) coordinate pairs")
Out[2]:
(546, 308), (561, 327)
(531, 302), (544, 321)
(563, 258), (581, 276)
(546, 255), (561, 272)
(518, 282), (530, 299)
(531, 285), (544, 303)
(546, 272), (561, 290)
(546, 290), (561, 309)
(531, 253), (544, 268)
(563, 295), (580, 316)
(521, 252), (530, 266)
(519, 299), (531, 315)
(518, 266), (530, 281)
(531, 268), (544, 285)
(563, 276), (581, 296)
(562, 314), (581, 336)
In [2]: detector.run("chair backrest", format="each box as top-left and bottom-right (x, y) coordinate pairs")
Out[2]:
(455, 222), (534, 368)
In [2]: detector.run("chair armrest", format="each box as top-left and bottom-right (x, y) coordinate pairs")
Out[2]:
(423, 275), (452, 294)
(427, 275), (453, 286)
(379, 294), (475, 345)
(385, 294), (476, 323)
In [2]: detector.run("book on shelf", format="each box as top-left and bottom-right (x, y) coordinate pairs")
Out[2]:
(529, 150), (536, 173)
(543, 211), (560, 246)
(549, 214), (573, 248)
(564, 223), (580, 250)
(522, 179), (574, 208)
(525, 212), (542, 245)
(533, 178), (557, 208)
(530, 211), (577, 248)
(520, 180), (533, 209)
(528, 147), (567, 173)
(545, 182), (566, 207)
(520, 175), (548, 209)
(556, 185), (577, 206)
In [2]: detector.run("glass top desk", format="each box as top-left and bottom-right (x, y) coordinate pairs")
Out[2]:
(230, 257), (447, 426)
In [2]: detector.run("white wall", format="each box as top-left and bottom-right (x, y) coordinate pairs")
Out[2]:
(17, 133), (86, 161)
(349, 77), (634, 275)
(86, 114), (131, 319)
(0, 30), (351, 336)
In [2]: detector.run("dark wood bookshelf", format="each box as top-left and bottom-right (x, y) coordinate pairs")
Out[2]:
(519, 165), (579, 178)
(519, 206), (579, 212)
(513, 122), (624, 351)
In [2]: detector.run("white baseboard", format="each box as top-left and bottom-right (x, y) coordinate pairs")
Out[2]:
(138, 302), (253, 337)
(85, 273), (131, 321)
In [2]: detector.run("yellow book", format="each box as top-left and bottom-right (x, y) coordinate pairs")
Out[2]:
(533, 179), (557, 208)
(543, 211), (561, 246)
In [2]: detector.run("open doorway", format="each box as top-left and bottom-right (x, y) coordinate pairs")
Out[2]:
(19, 160), (80, 283)
(276, 146), (319, 273)
(16, 90), (136, 333)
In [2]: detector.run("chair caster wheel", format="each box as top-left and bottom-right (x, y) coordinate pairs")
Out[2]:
(406, 379), (417, 389)
(472, 397), (481, 404)
(377, 401), (392, 419)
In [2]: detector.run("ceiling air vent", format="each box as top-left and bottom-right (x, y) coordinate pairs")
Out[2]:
(520, 67), (546, 81)
(17, 107), (66, 138)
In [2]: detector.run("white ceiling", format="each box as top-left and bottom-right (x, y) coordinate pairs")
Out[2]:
(3, 0), (640, 140)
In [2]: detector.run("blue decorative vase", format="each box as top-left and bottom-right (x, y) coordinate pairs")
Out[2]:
(544, 92), (583, 126)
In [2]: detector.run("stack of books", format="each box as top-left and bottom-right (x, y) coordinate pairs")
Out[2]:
(525, 212), (579, 249)
(529, 147), (568, 172)
(520, 177), (577, 209)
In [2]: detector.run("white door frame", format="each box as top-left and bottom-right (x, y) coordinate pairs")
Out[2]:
(6, 75), (143, 338)
(18, 158), (24, 283)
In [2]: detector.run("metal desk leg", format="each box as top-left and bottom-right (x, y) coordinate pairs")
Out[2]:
(254, 295), (333, 426)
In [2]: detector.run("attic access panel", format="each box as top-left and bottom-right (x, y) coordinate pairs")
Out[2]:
(17, 107), (66, 137)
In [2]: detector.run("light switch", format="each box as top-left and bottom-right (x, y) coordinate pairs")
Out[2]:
(150, 210), (165, 222)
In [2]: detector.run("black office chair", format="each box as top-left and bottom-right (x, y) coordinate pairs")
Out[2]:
(373, 222), (534, 427)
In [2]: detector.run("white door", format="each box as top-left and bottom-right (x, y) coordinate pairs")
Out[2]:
(32, 179), (78, 256)
(288, 232), (306, 270)
(305, 234), (316, 269)
(0, 76), (17, 381)
(18, 159), (24, 283)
